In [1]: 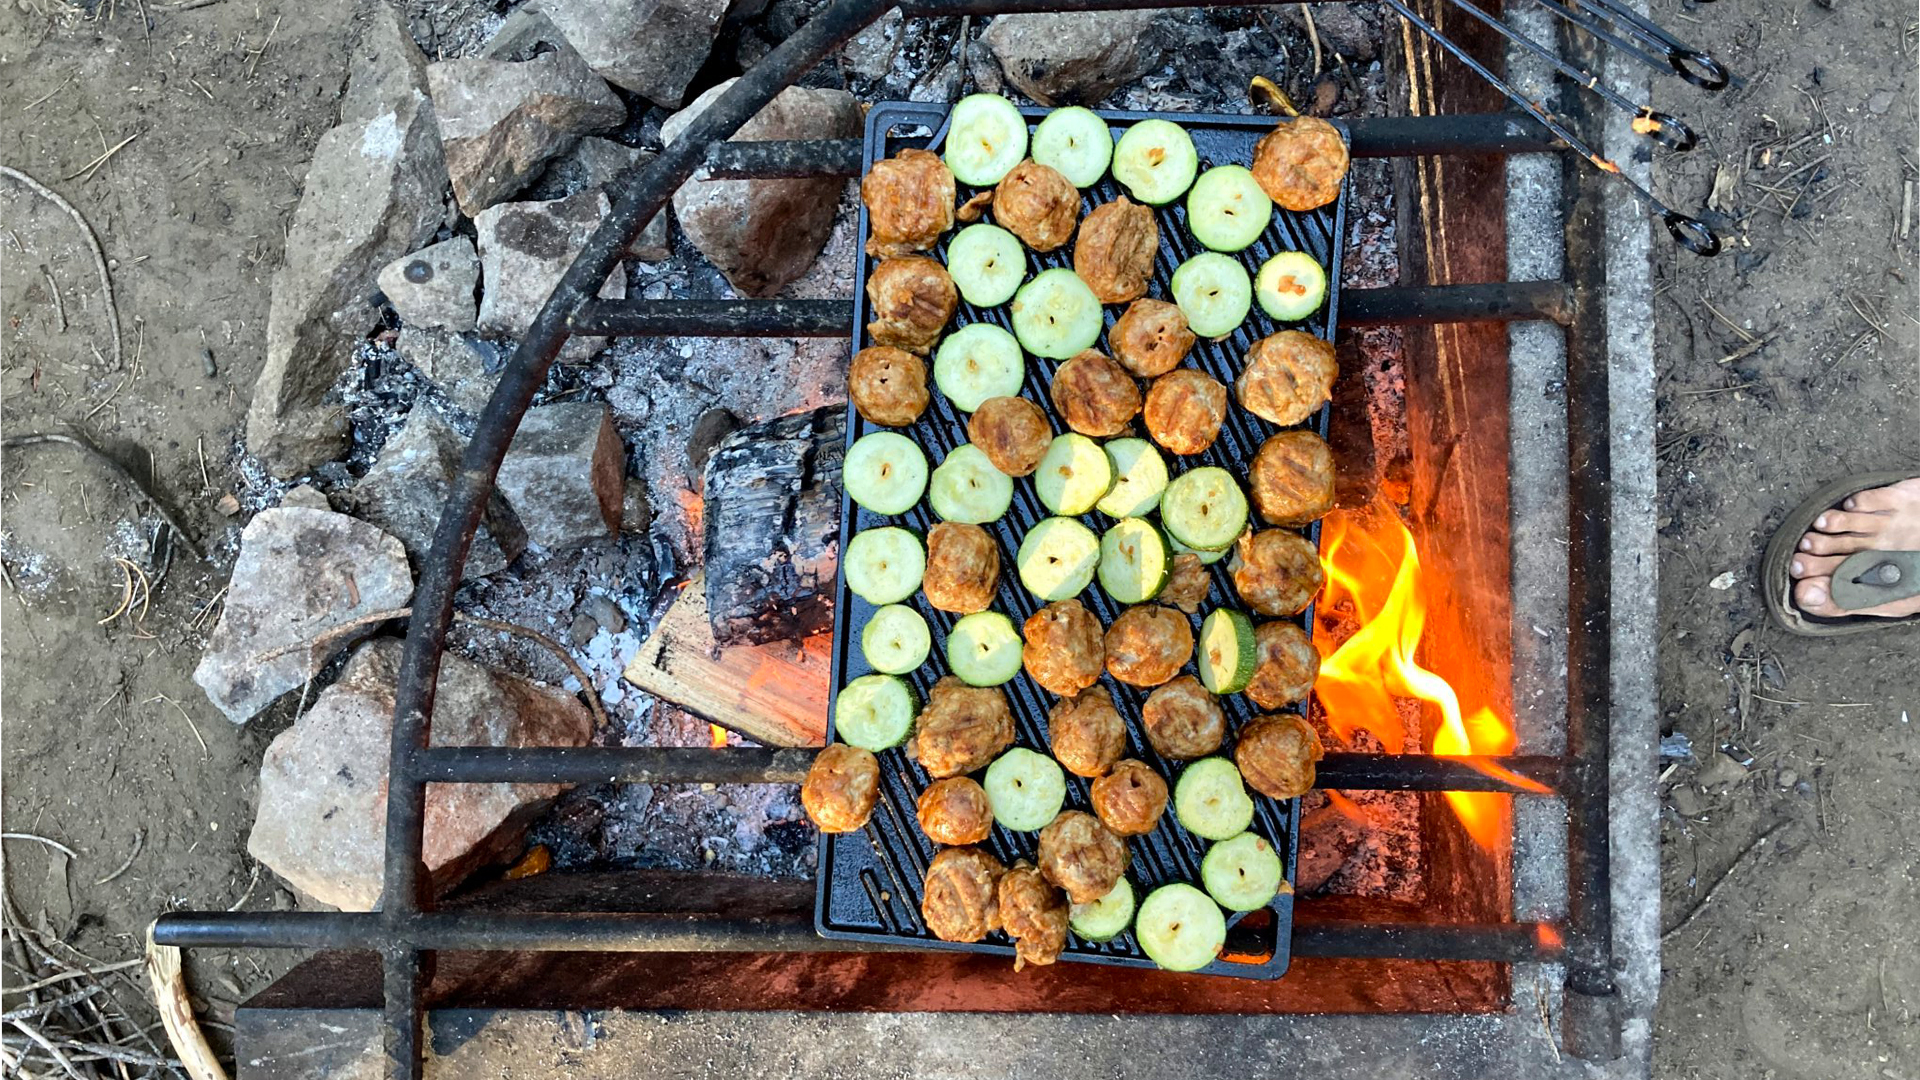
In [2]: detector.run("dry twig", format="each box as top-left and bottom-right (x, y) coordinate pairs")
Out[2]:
(2, 433), (203, 560)
(0, 166), (121, 370)
(1661, 820), (1786, 939)
(144, 930), (226, 1080)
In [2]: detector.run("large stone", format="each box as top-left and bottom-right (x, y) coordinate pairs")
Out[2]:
(662, 79), (861, 297)
(525, 137), (672, 261)
(245, 5), (446, 477)
(193, 508), (414, 724)
(529, 0), (730, 108)
(247, 639), (592, 911)
(347, 406), (527, 579)
(494, 402), (624, 550)
(396, 327), (505, 417)
(473, 192), (627, 353)
(980, 10), (1168, 106)
(376, 237), (480, 332)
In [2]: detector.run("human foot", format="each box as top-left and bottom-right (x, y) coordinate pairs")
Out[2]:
(1787, 476), (1920, 617)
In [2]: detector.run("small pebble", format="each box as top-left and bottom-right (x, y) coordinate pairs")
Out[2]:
(215, 493), (242, 516)
(1776, 768), (1799, 789)
(201, 349), (218, 377)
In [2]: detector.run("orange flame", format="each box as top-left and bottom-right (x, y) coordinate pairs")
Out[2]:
(710, 724), (730, 748)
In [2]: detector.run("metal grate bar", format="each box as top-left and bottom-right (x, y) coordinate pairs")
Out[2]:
(1340, 281), (1570, 326)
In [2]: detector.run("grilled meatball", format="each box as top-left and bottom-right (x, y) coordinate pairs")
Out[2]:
(995, 159), (1080, 252)
(1235, 713), (1325, 799)
(1142, 675), (1226, 760)
(1047, 687), (1125, 778)
(923, 846), (1005, 942)
(967, 396), (1053, 477)
(1110, 298), (1195, 378)
(849, 345), (930, 426)
(917, 776), (994, 846)
(1250, 430), (1336, 526)
(1038, 810), (1128, 905)
(1250, 116), (1350, 212)
(862, 148), (957, 257)
(1074, 197), (1159, 304)
(924, 522), (1000, 614)
(914, 676), (1016, 778)
(998, 862), (1070, 970)
(1237, 330), (1338, 427)
(1022, 598), (1105, 697)
(1050, 350), (1141, 438)
(1245, 620), (1320, 711)
(1159, 552), (1212, 614)
(1143, 369), (1229, 456)
(1091, 758), (1169, 836)
(801, 743), (880, 833)
(866, 256), (957, 353)
(1231, 529), (1325, 617)
(1105, 604), (1195, 687)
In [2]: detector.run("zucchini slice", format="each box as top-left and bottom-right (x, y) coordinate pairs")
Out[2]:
(1136, 882), (1226, 972)
(1186, 165), (1273, 253)
(1016, 516), (1101, 602)
(1032, 106), (1114, 188)
(1169, 252), (1253, 339)
(946, 610), (1024, 687)
(844, 526), (926, 606)
(1011, 268), (1104, 360)
(946, 223), (1027, 308)
(934, 322), (1025, 412)
(1255, 251), (1329, 323)
(833, 674), (918, 751)
(929, 443), (1015, 524)
(983, 747), (1067, 832)
(1098, 517), (1172, 604)
(1111, 120), (1199, 207)
(1095, 437), (1170, 518)
(1069, 877), (1137, 943)
(844, 431), (929, 516)
(1200, 831), (1285, 912)
(944, 93), (1029, 187)
(1161, 466), (1249, 552)
(1195, 609), (1257, 694)
(1035, 433), (1115, 516)
(1169, 531), (1235, 566)
(861, 604), (931, 674)
(1174, 757), (1255, 841)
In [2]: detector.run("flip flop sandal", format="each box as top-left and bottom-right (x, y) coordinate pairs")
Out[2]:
(1762, 470), (1920, 637)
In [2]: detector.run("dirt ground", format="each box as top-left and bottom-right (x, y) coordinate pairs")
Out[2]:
(1, 0), (1916, 1076)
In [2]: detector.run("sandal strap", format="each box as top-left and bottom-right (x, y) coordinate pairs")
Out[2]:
(1830, 550), (1920, 611)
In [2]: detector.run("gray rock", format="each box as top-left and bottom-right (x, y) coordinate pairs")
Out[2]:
(495, 402), (625, 549)
(349, 406), (527, 579)
(280, 484), (331, 511)
(244, 5), (446, 477)
(980, 10), (1167, 106)
(376, 238), (480, 332)
(247, 639), (592, 910)
(840, 9), (902, 83)
(525, 137), (672, 261)
(396, 327), (504, 417)
(662, 79), (861, 296)
(530, 0), (730, 107)
(580, 592), (627, 635)
(474, 192), (627, 356)
(192, 508), (414, 724)
(621, 476), (651, 532)
(1276, 2), (1378, 63)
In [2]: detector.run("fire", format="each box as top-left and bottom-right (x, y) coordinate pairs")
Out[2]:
(710, 724), (730, 748)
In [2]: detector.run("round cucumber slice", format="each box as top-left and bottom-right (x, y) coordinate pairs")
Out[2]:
(1098, 517), (1171, 604)
(1201, 832), (1285, 912)
(844, 527), (926, 606)
(983, 747), (1067, 832)
(946, 610), (1024, 687)
(1112, 119), (1199, 206)
(1195, 609), (1257, 694)
(947, 224), (1027, 308)
(1136, 882), (1226, 972)
(834, 673), (917, 751)
(1010, 269), (1103, 360)
(1161, 467), (1249, 552)
(1095, 438), (1170, 518)
(1032, 106), (1114, 188)
(1255, 251), (1329, 322)
(934, 323), (1025, 412)
(944, 93), (1029, 187)
(1174, 757), (1256, 841)
(1016, 516), (1101, 602)
(1170, 531), (1235, 565)
(1069, 876), (1136, 943)
(1170, 253), (1253, 339)
(861, 604), (931, 674)
(1186, 165), (1274, 253)
(929, 443), (1015, 524)
(844, 431), (929, 516)
(1035, 433), (1115, 516)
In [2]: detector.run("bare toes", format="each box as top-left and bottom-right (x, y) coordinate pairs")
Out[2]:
(1813, 509), (1883, 536)
(1799, 530), (1872, 556)
(1789, 553), (1845, 580)
(1845, 478), (1920, 513)
(1793, 576), (1843, 616)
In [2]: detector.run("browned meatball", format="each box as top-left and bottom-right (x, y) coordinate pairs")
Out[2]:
(1047, 687), (1125, 778)
(1050, 350), (1141, 437)
(1236, 713), (1325, 799)
(1231, 529), (1325, 617)
(866, 256), (957, 354)
(914, 676), (1016, 778)
(849, 345), (930, 426)
(997, 862), (1069, 970)
(1038, 810), (1128, 905)
(862, 148), (957, 257)
(1244, 620), (1319, 711)
(917, 776), (994, 846)
(1110, 298), (1195, 378)
(1073, 197), (1158, 304)
(1104, 604), (1194, 687)
(923, 521), (1000, 614)
(1159, 552), (1212, 614)
(1142, 675), (1226, 760)
(801, 743), (880, 833)
(967, 396), (1052, 477)
(923, 846), (1005, 942)
(1091, 758), (1169, 836)
(1250, 430), (1335, 526)
(1022, 599), (1104, 697)
(994, 159), (1080, 252)
(1143, 369), (1228, 456)
(1250, 116), (1350, 212)
(1237, 330), (1338, 426)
